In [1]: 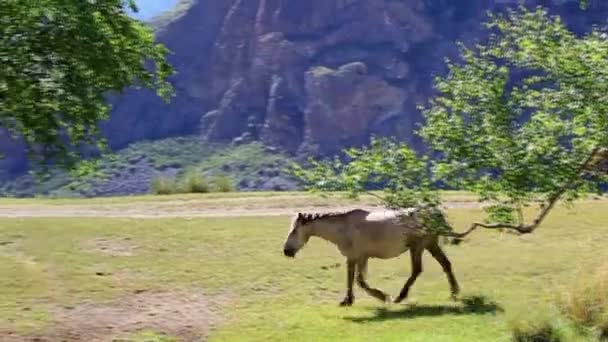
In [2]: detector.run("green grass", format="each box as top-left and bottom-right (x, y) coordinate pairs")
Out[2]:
(0, 190), (479, 206)
(1, 201), (608, 340)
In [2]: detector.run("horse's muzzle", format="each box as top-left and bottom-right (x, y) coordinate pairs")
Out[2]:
(283, 248), (296, 258)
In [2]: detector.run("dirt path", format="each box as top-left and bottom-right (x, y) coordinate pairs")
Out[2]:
(1, 289), (227, 342)
(0, 200), (480, 218)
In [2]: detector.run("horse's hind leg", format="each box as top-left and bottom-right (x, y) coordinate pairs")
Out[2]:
(340, 259), (356, 306)
(356, 258), (391, 303)
(427, 242), (460, 300)
(393, 247), (423, 304)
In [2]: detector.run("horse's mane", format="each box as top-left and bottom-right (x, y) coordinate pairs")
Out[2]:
(297, 209), (367, 224)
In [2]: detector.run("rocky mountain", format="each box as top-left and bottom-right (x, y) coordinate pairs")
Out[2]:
(2, 0), (608, 180)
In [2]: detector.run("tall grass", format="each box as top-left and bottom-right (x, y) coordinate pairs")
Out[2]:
(179, 169), (210, 193)
(509, 316), (564, 342)
(558, 264), (608, 339)
(150, 176), (178, 195)
(213, 174), (234, 193)
(150, 171), (233, 195)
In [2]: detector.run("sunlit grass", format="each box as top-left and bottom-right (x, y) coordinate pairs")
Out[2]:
(0, 201), (607, 340)
(0, 190), (479, 206)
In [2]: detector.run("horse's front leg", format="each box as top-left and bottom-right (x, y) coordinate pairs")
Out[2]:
(356, 258), (391, 303)
(340, 259), (356, 306)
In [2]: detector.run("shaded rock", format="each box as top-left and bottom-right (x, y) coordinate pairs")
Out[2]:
(260, 74), (306, 153)
(302, 61), (406, 155)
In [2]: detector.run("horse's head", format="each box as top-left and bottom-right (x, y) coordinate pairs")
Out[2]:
(283, 212), (314, 258)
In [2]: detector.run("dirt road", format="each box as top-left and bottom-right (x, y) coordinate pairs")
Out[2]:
(0, 200), (479, 218)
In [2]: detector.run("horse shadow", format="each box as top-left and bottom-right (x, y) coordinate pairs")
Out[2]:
(344, 295), (504, 323)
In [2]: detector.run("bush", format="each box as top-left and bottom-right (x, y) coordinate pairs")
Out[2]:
(178, 169), (210, 193)
(510, 317), (564, 342)
(150, 176), (178, 195)
(213, 174), (234, 193)
(151, 172), (235, 195)
(558, 264), (608, 339)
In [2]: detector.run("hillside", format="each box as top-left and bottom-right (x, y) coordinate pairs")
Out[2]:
(2, 0), (608, 194)
(0, 138), (298, 197)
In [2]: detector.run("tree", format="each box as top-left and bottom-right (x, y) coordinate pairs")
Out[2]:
(294, 6), (608, 238)
(0, 0), (174, 171)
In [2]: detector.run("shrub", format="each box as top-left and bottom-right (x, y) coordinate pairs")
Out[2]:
(150, 176), (178, 195)
(510, 316), (564, 342)
(178, 169), (210, 193)
(558, 264), (608, 339)
(213, 174), (234, 193)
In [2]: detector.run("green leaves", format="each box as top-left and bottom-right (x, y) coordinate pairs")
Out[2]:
(0, 0), (175, 171)
(485, 204), (517, 226)
(294, 5), (608, 233)
(293, 137), (440, 210)
(421, 5), (608, 210)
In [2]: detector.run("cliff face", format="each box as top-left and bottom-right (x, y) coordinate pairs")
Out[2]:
(2, 0), (607, 177)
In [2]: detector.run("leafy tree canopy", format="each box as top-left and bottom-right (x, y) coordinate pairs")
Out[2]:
(294, 6), (608, 238)
(0, 0), (174, 171)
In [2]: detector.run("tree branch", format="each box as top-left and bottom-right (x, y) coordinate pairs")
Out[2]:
(443, 147), (601, 239)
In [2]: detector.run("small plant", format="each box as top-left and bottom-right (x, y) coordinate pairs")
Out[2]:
(150, 175), (178, 195)
(558, 264), (608, 339)
(510, 316), (564, 342)
(178, 169), (210, 193)
(213, 174), (234, 193)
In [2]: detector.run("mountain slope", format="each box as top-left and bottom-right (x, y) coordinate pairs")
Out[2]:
(2, 0), (607, 185)
(105, 0), (608, 156)
(0, 138), (298, 197)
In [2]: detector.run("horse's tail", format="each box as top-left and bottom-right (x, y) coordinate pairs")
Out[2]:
(447, 236), (465, 245)
(441, 236), (466, 246)
(439, 220), (470, 246)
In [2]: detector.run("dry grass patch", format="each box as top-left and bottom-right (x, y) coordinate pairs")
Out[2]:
(84, 237), (139, 257)
(0, 238), (37, 266)
(12, 290), (226, 342)
(558, 264), (608, 339)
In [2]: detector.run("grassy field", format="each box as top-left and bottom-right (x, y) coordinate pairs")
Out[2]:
(0, 190), (478, 206)
(1, 198), (608, 341)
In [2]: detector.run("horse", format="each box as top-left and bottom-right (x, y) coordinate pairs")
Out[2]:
(282, 208), (460, 306)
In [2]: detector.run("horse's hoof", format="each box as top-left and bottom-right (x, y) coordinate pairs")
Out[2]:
(392, 296), (404, 304)
(339, 297), (354, 307)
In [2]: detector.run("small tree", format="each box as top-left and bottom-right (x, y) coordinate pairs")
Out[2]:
(294, 6), (608, 238)
(1, 0), (174, 171)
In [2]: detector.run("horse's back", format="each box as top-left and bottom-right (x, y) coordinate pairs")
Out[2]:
(348, 209), (425, 259)
(361, 209), (419, 227)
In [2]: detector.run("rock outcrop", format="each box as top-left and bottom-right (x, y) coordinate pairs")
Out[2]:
(195, 0), (436, 155)
(2, 0), (608, 179)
